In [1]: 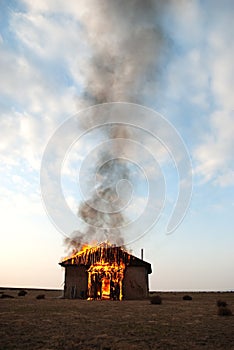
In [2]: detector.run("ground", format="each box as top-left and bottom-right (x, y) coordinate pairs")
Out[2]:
(0, 289), (234, 349)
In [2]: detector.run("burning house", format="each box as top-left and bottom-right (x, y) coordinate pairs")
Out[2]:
(60, 243), (152, 300)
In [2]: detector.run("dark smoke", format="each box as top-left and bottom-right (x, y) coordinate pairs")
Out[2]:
(78, 0), (168, 107)
(66, 0), (169, 252)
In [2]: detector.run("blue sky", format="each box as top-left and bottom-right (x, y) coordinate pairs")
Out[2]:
(0, 0), (233, 291)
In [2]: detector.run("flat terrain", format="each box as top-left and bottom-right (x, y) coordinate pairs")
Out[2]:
(0, 289), (234, 350)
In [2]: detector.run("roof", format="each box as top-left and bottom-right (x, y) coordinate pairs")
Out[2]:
(59, 245), (152, 274)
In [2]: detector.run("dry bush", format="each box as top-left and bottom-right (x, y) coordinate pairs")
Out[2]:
(150, 295), (162, 304)
(36, 294), (45, 300)
(217, 300), (227, 307)
(217, 306), (232, 316)
(1, 294), (14, 299)
(18, 290), (27, 297)
(183, 295), (192, 301)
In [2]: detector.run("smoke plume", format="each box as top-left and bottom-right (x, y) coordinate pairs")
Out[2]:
(77, 0), (168, 107)
(66, 0), (169, 252)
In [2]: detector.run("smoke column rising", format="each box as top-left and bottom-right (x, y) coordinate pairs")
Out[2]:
(65, 0), (169, 252)
(77, 0), (168, 106)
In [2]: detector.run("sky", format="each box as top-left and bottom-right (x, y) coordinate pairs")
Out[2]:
(0, 0), (234, 291)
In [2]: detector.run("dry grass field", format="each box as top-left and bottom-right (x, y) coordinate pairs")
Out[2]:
(0, 288), (234, 350)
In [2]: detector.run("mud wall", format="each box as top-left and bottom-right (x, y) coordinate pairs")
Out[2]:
(123, 266), (149, 300)
(64, 265), (88, 299)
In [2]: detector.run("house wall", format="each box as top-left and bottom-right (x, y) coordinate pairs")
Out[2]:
(64, 265), (88, 299)
(122, 266), (149, 300)
(63, 264), (149, 300)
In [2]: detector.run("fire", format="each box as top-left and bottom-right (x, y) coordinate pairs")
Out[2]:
(62, 243), (94, 263)
(62, 242), (130, 300)
(87, 261), (125, 300)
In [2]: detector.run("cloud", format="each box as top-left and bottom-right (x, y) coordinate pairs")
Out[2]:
(160, 1), (234, 187)
(193, 4), (234, 186)
(0, 9), (79, 175)
(194, 110), (234, 186)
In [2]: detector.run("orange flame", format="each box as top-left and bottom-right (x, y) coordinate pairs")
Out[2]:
(62, 242), (129, 300)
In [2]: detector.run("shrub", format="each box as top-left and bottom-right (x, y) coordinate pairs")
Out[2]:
(36, 294), (45, 300)
(1, 294), (14, 299)
(18, 290), (27, 297)
(218, 306), (232, 316)
(183, 295), (192, 301)
(150, 295), (162, 304)
(217, 300), (227, 307)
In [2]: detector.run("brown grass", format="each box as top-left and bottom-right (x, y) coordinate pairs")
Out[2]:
(0, 289), (233, 350)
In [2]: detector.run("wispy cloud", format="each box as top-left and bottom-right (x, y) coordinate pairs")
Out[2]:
(158, 1), (234, 187)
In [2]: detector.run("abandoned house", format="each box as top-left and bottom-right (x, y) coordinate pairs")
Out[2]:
(59, 243), (152, 300)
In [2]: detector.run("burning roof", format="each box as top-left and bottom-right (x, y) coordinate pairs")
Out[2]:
(60, 243), (152, 274)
